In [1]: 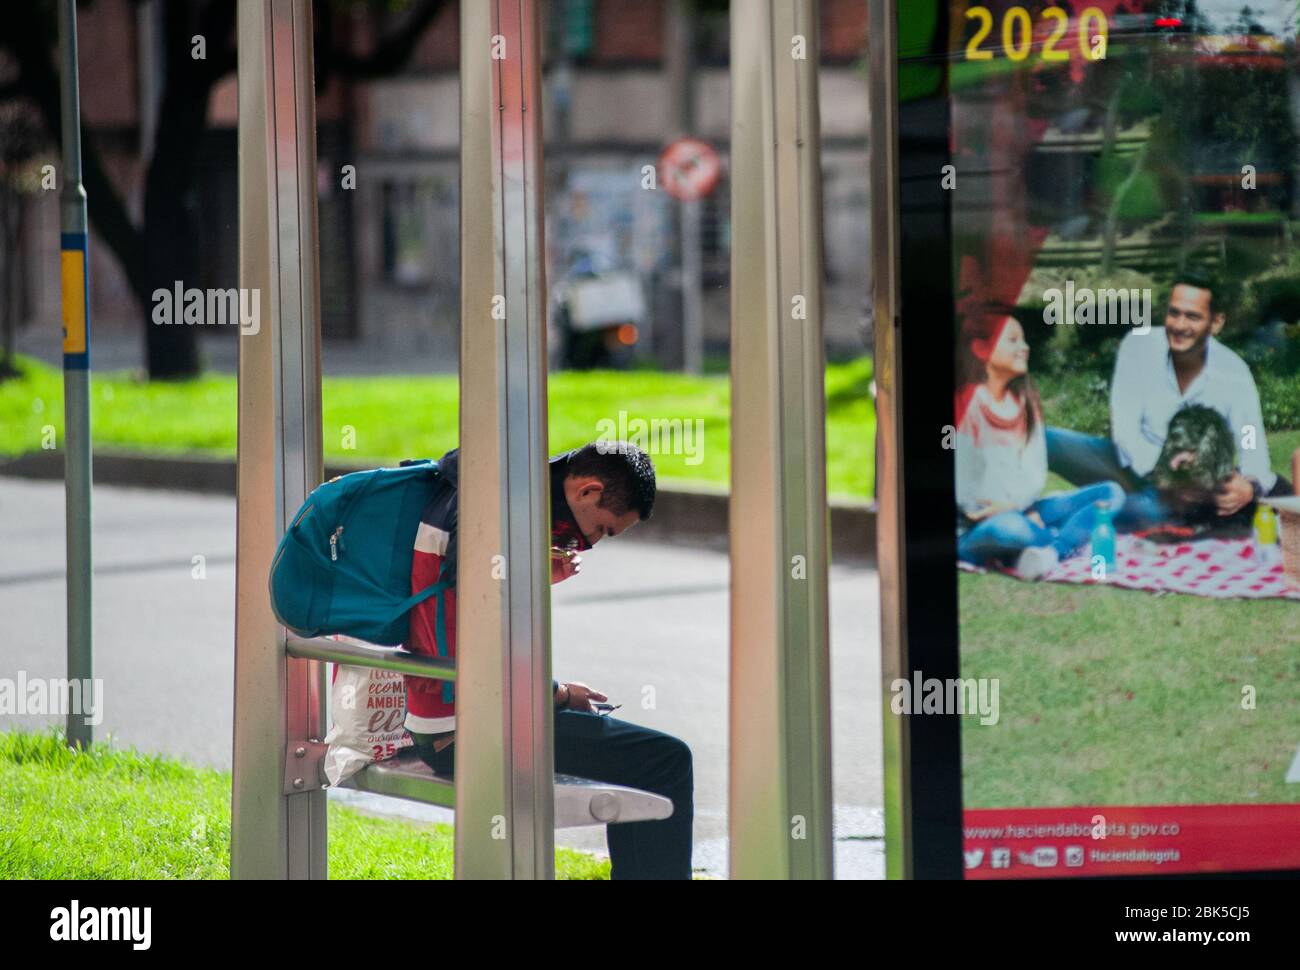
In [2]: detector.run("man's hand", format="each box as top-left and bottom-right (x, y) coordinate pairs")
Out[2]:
(1215, 472), (1256, 517)
(555, 681), (607, 713)
(550, 548), (581, 584)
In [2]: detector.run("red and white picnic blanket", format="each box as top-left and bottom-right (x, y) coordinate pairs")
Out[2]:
(962, 536), (1300, 600)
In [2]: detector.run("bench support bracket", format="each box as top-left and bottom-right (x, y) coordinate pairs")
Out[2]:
(284, 740), (329, 795)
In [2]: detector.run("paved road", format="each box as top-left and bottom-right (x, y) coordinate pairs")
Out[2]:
(0, 477), (884, 878)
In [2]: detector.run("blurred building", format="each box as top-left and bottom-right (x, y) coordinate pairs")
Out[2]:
(9, 0), (869, 370)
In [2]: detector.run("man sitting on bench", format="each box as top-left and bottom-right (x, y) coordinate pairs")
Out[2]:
(403, 441), (694, 880)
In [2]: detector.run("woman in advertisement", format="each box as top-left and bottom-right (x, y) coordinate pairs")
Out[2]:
(954, 308), (1125, 578)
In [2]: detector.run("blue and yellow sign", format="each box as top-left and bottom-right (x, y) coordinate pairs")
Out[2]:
(61, 231), (89, 369)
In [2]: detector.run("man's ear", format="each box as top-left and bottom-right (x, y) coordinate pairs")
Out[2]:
(1210, 311), (1226, 336)
(578, 479), (604, 502)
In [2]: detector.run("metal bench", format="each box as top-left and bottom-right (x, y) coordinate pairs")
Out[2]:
(286, 635), (673, 828)
(341, 749), (673, 827)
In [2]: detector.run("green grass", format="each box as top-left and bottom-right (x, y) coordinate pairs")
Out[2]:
(0, 728), (610, 879)
(1193, 212), (1293, 227)
(976, 437), (1300, 807)
(960, 574), (1300, 808)
(0, 354), (876, 500)
(1268, 430), (1300, 480)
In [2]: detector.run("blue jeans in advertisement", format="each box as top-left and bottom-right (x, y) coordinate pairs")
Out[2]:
(1045, 426), (1173, 532)
(958, 480), (1126, 567)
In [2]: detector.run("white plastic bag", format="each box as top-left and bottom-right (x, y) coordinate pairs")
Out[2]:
(322, 640), (412, 786)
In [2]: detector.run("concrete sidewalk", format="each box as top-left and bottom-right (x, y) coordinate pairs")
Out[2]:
(0, 476), (884, 878)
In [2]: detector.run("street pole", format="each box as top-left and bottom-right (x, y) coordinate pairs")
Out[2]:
(681, 198), (703, 374)
(58, 0), (93, 750)
(669, 0), (703, 374)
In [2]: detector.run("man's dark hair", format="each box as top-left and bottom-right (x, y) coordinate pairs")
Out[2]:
(567, 441), (657, 520)
(1169, 271), (1219, 316)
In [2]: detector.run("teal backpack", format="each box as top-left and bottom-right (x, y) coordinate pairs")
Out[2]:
(269, 459), (449, 647)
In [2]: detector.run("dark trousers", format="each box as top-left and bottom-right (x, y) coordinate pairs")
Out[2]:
(1045, 427), (1168, 532)
(1045, 427), (1146, 493)
(409, 710), (694, 880)
(1046, 426), (1292, 531)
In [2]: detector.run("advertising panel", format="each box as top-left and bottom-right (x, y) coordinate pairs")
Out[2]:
(939, 1), (1300, 878)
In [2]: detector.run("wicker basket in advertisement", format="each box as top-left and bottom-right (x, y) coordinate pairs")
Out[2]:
(1264, 498), (1300, 589)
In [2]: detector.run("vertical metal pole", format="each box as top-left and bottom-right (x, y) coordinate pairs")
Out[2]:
(58, 0), (93, 751)
(232, 0), (327, 879)
(867, 0), (911, 880)
(680, 199), (703, 374)
(456, 0), (554, 879)
(668, 0), (703, 374)
(728, 0), (833, 879)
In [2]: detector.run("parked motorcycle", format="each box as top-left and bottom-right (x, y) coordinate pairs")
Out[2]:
(550, 250), (647, 369)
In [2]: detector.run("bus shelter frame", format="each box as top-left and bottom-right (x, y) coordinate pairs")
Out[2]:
(231, 0), (835, 881)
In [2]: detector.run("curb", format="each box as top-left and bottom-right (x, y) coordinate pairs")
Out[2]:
(0, 450), (877, 563)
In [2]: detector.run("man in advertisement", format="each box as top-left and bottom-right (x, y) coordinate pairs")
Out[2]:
(1044, 274), (1291, 533)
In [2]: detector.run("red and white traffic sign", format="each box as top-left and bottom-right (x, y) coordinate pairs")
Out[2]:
(658, 137), (722, 202)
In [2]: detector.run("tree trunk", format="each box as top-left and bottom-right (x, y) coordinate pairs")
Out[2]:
(5, 0), (447, 380)
(0, 187), (17, 379)
(138, 2), (224, 380)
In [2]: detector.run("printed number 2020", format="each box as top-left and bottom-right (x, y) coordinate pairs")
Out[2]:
(965, 6), (1108, 63)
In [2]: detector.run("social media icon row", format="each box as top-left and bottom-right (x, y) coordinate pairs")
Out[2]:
(965, 845), (1084, 869)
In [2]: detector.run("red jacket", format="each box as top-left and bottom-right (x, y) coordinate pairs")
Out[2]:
(402, 448), (592, 733)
